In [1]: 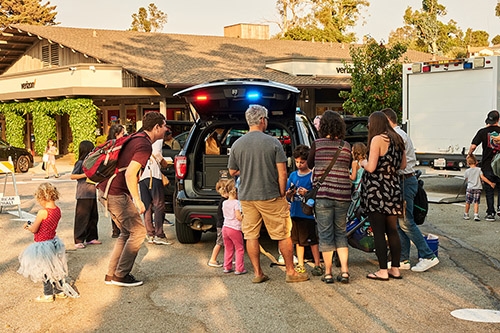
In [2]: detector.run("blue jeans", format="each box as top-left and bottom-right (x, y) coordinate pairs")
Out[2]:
(482, 170), (500, 215)
(398, 176), (435, 260)
(100, 192), (146, 278)
(315, 198), (349, 252)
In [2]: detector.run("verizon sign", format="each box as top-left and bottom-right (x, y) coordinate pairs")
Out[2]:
(21, 79), (36, 89)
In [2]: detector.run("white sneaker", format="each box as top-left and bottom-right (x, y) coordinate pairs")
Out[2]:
(388, 260), (410, 270)
(411, 257), (439, 272)
(463, 213), (470, 220)
(474, 214), (480, 222)
(153, 236), (172, 245)
(146, 236), (154, 244)
(400, 260), (411, 270)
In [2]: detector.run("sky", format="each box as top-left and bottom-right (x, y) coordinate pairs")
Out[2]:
(49, 0), (500, 43)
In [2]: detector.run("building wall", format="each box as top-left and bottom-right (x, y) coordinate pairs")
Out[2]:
(4, 40), (96, 75)
(224, 24), (270, 40)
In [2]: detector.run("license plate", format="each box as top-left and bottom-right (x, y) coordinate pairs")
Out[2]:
(434, 158), (446, 168)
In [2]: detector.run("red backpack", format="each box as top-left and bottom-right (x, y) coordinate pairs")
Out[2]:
(83, 135), (133, 183)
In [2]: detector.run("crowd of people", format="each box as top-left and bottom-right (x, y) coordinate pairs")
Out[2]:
(32, 104), (500, 300)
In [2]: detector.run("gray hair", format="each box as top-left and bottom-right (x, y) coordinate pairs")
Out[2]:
(245, 104), (268, 126)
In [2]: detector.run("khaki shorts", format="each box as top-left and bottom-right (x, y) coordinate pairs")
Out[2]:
(240, 197), (292, 240)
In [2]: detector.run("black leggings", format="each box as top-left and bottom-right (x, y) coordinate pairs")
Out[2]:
(368, 212), (401, 269)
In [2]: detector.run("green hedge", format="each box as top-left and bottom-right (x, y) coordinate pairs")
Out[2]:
(0, 99), (98, 155)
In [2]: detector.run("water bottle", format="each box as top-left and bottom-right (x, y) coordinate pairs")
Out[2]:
(306, 198), (315, 207)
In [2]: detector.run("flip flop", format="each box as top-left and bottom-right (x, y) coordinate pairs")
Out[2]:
(86, 239), (102, 245)
(388, 273), (403, 279)
(252, 274), (269, 283)
(366, 272), (389, 281)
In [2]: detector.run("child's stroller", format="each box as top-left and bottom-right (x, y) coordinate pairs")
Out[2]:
(345, 182), (375, 253)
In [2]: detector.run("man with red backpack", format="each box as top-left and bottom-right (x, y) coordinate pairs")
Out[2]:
(98, 111), (168, 287)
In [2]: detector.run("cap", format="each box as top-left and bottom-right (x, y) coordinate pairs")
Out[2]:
(486, 110), (499, 124)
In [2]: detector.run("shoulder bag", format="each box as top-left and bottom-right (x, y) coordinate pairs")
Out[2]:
(302, 141), (344, 215)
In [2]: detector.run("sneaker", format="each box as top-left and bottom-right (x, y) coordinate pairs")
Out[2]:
(485, 214), (496, 222)
(277, 254), (285, 265)
(54, 292), (68, 299)
(400, 260), (411, 270)
(35, 294), (54, 302)
(164, 219), (174, 226)
(311, 265), (324, 276)
(223, 269), (234, 273)
(474, 214), (481, 222)
(146, 236), (154, 244)
(234, 270), (247, 275)
(294, 264), (306, 274)
(388, 260), (410, 270)
(111, 274), (143, 287)
(463, 213), (470, 220)
(104, 275), (113, 285)
(153, 236), (172, 245)
(497, 207), (500, 217)
(411, 257), (440, 272)
(207, 261), (223, 268)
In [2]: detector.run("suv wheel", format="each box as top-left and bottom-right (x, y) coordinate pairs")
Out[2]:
(175, 220), (202, 244)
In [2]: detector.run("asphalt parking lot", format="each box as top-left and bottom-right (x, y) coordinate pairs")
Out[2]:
(1, 157), (499, 332)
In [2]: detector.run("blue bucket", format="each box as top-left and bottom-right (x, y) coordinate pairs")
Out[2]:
(424, 235), (439, 257)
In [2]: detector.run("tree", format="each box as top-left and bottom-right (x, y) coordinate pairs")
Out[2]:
(0, 0), (58, 28)
(464, 29), (489, 47)
(492, 35), (500, 46)
(275, 0), (312, 37)
(276, 0), (369, 42)
(339, 38), (407, 117)
(130, 3), (167, 33)
(401, 0), (463, 58)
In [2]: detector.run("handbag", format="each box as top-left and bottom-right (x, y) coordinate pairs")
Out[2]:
(42, 153), (49, 163)
(301, 141), (344, 215)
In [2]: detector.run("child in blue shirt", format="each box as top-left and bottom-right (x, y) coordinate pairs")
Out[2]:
(286, 145), (323, 277)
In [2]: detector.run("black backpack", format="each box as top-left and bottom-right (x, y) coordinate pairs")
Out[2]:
(413, 179), (428, 225)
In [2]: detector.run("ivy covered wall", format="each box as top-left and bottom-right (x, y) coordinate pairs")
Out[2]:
(0, 98), (98, 155)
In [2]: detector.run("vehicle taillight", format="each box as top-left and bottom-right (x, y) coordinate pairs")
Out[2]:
(175, 155), (187, 179)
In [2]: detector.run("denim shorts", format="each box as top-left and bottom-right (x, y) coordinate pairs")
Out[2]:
(314, 198), (349, 252)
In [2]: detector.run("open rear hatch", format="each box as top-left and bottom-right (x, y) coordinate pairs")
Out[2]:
(173, 78), (299, 122)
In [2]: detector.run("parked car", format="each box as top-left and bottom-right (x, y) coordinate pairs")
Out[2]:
(343, 116), (368, 146)
(0, 139), (33, 173)
(172, 78), (317, 243)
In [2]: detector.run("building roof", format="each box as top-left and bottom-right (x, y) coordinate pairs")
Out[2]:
(3, 24), (441, 88)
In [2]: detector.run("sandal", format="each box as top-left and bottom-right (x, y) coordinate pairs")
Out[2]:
(321, 274), (334, 284)
(74, 243), (86, 249)
(337, 272), (350, 284)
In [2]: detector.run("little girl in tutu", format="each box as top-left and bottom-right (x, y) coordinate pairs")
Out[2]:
(18, 182), (79, 302)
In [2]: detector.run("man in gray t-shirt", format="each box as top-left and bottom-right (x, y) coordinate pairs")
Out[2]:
(228, 104), (309, 284)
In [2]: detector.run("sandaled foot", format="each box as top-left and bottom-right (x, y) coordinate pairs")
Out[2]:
(366, 272), (389, 281)
(388, 272), (403, 279)
(321, 274), (334, 284)
(336, 272), (350, 284)
(252, 274), (269, 283)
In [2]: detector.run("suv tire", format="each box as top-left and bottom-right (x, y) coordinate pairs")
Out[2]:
(175, 221), (202, 244)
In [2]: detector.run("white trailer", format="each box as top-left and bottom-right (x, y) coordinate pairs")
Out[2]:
(402, 56), (500, 170)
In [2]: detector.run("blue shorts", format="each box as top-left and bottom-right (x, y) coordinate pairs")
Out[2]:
(466, 189), (481, 204)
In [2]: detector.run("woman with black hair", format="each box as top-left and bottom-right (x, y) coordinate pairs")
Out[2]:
(361, 111), (406, 281)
